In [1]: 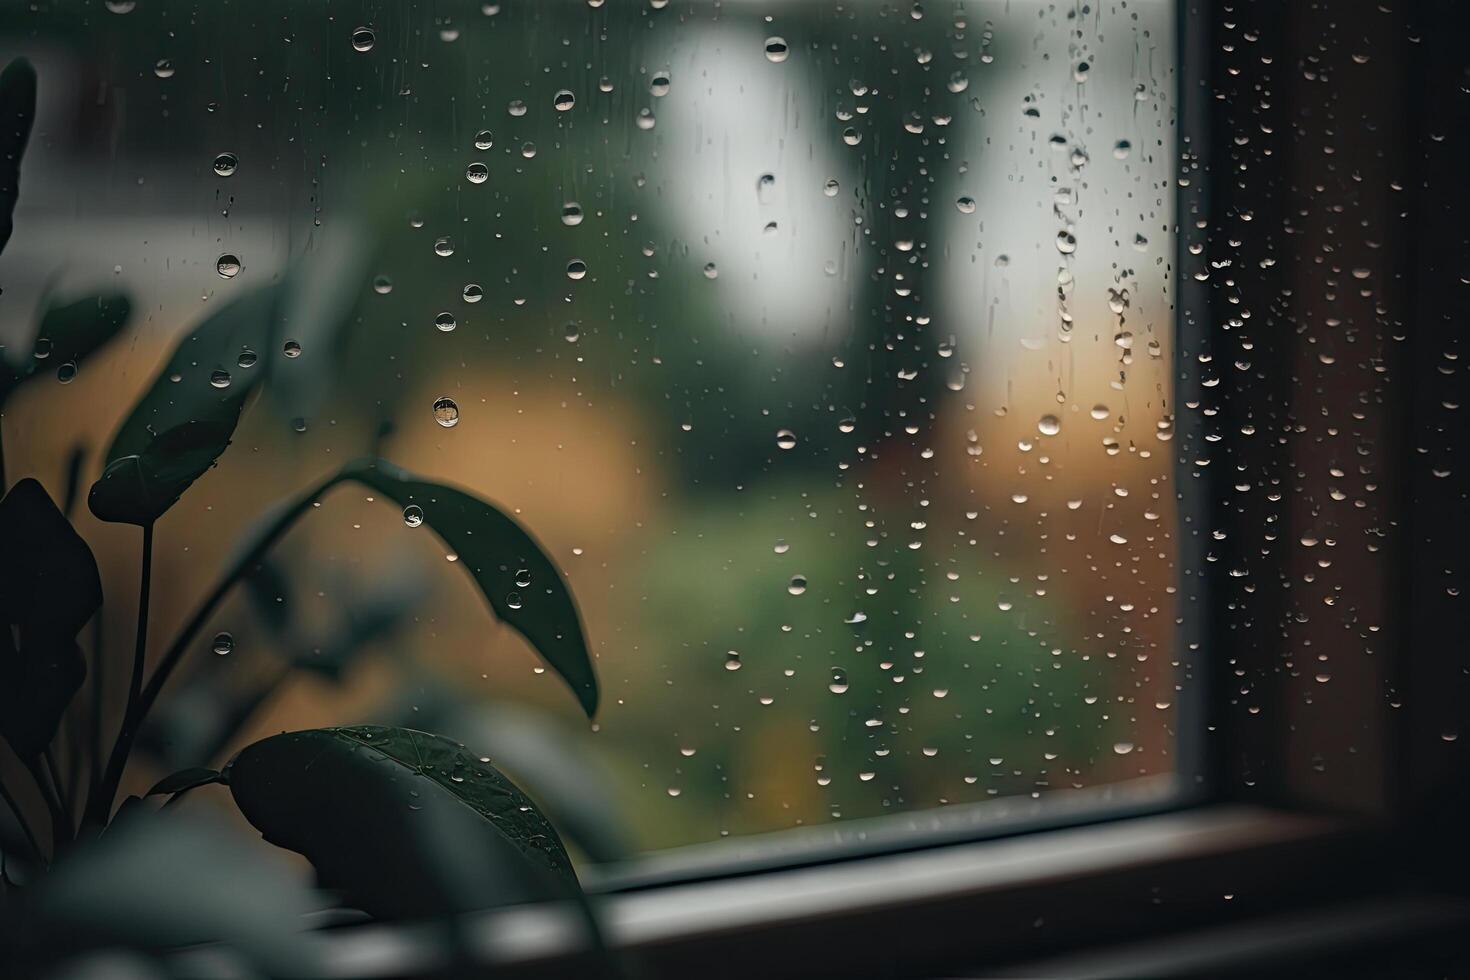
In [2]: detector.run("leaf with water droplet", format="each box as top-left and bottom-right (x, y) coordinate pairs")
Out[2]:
(342, 459), (598, 717)
(226, 726), (579, 919)
(0, 292), (132, 407)
(88, 281), (290, 525)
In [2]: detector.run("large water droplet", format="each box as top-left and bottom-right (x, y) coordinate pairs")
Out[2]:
(403, 504), (424, 527)
(212, 632), (234, 656)
(561, 202), (584, 226)
(566, 259), (588, 280)
(433, 396), (460, 428)
(216, 254), (240, 278)
(788, 574), (808, 596)
(351, 26), (375, 52)
(553, 89), (575, 111)
(434, 312), (457, 333)
(776, 428), (797, 450)
(764, 37), (789, 62)
(213, 152), (238, 177)
(465, 162), (489, 184)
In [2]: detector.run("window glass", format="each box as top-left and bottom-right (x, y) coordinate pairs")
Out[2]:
(0, 0), (1179, 858)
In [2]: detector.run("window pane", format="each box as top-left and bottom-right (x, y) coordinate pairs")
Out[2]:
(0, 0), (1179, 859)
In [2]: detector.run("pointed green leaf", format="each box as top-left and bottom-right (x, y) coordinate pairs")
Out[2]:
(89, 283), (288, 526)
(0, 479), (100, 756)
(227, 726), (579, 919)
(343, 459), (598, 717)
(1, 293), (132, 404)
(146, 767), (224, 797)
(0, 57), (36, 257)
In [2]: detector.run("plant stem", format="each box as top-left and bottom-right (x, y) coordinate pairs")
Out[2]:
(24, 757), (68, 852)
(42, 748), (71, 831)
(88, 614), (104, 800)
(130, 523), (154, 705)
(0, 780), (42, 865)
(82, 522), (154, 830)
(88, 476), (339, 829)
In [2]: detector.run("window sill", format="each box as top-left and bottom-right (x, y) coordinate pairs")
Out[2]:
(212, 804), (1374, 979)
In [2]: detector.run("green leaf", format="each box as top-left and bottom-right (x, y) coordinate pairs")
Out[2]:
(0, 479), (100, 757)
(0, 57), (36, 257)
(88, 283), (289, 526)
(0, 293), (132, 405)
(226, 726), (579, 919)
(146, 767), (224, 797)
(343, 458), (598, 717)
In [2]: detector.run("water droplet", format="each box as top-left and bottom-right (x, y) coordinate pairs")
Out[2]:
(212, 632), (234, 656)
(776, 429), (797, 450)
(829, 668), (849, 694)
(1113, 139), (1132, 159)
(462, 283), (483, 303)
(351, 27), (375, 52)
(465, 162), (489, 184)
(650, 71), (671, 96)
(1113, 741), (1135, 755)
(773, 539), (789, 554)
(823, 178), (840, 197)
(506, 592), (523, 609)
(1055, 231), (1077, 255)
(105, 1), (136, 12)
(566, 259), (588, 280)
(237, 348), (257, 369)
(553, 89), (575, 111)
(56, 362), (77, 384)
(434, 312), (457, 333)
(1090, 404), (1110, 420)
(216, 254), (240, 278)
(956, 196), (976, 214)
(764, 36), (789, 62)
(1038, 414), (1060, 436)
(635, 107), (656, 130)
(282, 340), (302, 358)
(433, 396), (460, 428)
(154, 59), (175, 79)
(564, 322), (581, 343)
(788, 574), (808, 596)
(561, 202), (584, 226)
(724, 650), (743, 671)
(213, 152), (238, 177)
(209, 369), (231, 389)
(403, 504), (424, 527)
(473, 130), (494, 151)
(507, 99), (527, 117)
(842, 127), (862, 146)
(702, 262), (719, 280)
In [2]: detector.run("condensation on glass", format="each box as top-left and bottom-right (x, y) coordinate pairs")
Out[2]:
(0, 0), (1179, 855)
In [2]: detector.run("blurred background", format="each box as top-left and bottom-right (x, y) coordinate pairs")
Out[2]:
(0, 0), (1180, 862)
